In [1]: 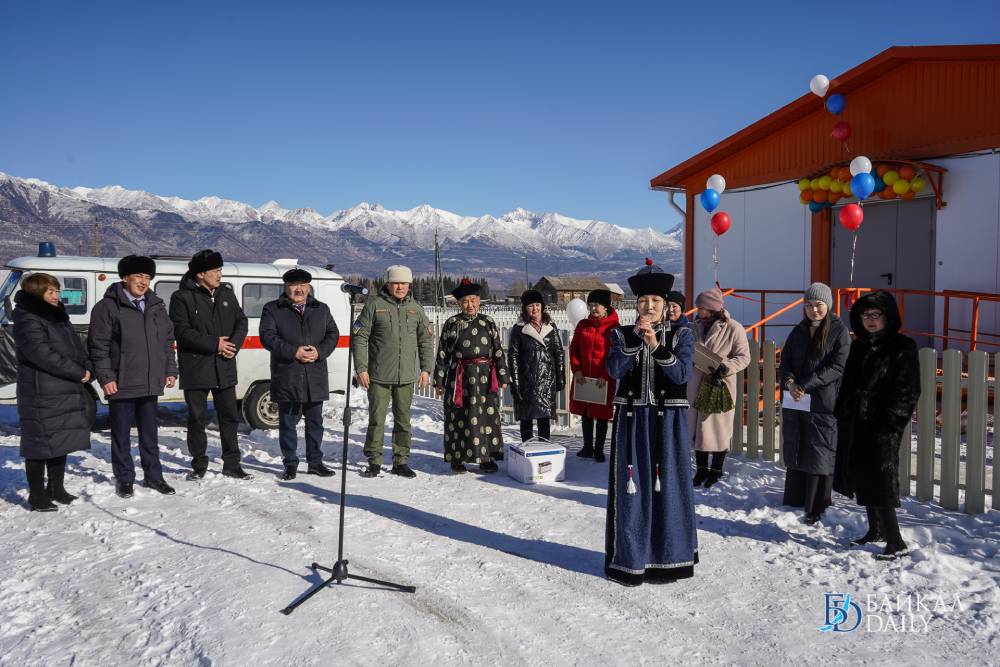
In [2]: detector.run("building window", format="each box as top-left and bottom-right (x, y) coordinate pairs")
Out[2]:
(243, 283), (283, 318)
(154, 281), (181, 304)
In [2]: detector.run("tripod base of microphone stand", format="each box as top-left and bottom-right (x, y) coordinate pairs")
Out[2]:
(280, 560), (416, 615)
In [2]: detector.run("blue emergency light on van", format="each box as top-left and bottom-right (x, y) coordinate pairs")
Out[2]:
(37, 242), (56, 257)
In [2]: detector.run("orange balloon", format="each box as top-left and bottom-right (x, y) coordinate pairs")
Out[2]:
(813, 190), (828, 203)
(876, 164), (890, 177)
(828, 192), (842, 204)
(838, 167), (852, 181)
(829, 168), (839, 179)
(881, 186), (896, 200)
(900, 190), (916, 200)
(802, 189), (813, 201)
(800, 195), (810, 205)
(899, 165), (916, 180)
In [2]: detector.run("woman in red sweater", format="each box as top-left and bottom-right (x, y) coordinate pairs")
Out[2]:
(569, 289), (619, 462)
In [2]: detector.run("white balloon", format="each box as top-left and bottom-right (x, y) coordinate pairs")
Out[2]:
(706, 174), (726, 194)
(566, 298), (590, 327)
(809, 74), (829, 97)
(849, 156), (872, 176)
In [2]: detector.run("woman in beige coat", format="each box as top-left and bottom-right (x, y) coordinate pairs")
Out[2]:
(687, 288), (751, 488)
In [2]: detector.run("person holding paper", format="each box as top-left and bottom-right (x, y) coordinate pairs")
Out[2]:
(508, 290), (564, 443)
(569, 289), (619, 462)
(778, 283), (850, 524)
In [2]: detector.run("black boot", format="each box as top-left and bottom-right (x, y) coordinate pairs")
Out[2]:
(703, 451), (727, 489)
(692, 451), (710, 486)
(593, 420), (608, 462)
(874, 508), (909, 560)
(578, 417), (595, 458)
(26, 460), (56, 512)
(46, 456), (77, 504)
(849, 506), (884, 546)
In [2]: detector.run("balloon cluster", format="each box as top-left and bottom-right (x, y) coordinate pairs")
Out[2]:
(700, 173), (730, 236)
(796, 161), (928, 213)
(810, 75), (851, 144)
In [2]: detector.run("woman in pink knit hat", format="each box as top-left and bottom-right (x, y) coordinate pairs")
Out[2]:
(687, 287), (751, 488)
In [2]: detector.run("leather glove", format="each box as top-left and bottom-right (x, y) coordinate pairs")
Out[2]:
(708, 365), (727, 386)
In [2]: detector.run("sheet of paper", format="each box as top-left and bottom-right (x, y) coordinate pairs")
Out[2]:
(574, 377), (608, 404)
(782, 391), (811, 412)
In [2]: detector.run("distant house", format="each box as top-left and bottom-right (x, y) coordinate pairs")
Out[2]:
(532, 275), (620, 306)
(604, 283), (626, 303)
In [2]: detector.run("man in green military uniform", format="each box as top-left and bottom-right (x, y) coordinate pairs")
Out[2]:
(352, 265), (434, 478)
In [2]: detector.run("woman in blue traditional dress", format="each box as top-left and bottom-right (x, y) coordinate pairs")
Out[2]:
(604, 260), (697, 586)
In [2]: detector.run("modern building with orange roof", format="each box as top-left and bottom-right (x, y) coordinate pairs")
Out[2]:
(650, 44), (1000, 348)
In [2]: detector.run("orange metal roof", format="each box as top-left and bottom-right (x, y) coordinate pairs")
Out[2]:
(650, 45), (1000, 193)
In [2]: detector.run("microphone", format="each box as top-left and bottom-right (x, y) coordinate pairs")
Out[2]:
(340, 283), (369, 296)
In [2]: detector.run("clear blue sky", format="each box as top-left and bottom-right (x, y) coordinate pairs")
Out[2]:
(2, 1), (998, 231)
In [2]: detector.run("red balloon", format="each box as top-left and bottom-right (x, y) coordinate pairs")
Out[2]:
(711, 211), (731, 236)
(838, 203), (863, 231)
(831, 121), (851, 142)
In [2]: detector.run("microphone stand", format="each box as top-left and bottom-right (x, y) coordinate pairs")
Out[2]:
(281, 287), (415, 615)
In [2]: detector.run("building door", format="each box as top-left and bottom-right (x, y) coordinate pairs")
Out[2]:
(831, 198), (935, 346)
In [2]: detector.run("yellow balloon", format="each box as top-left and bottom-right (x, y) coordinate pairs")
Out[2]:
(893, 179), (911, 195)
(883, 170), (900, 185)
(818, 175), (832, 190)
(843, 181), (853, 196)
(810, 178), (821, 190)
(798, 178), (811, 191)
(910, 176), (926, 192)
(829, 180), (843, 193)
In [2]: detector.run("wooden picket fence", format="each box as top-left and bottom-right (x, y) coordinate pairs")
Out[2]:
(734, 341), (997, 515)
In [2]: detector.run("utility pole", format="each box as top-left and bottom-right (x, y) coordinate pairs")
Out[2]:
(92, 223), (100, 256)
(524, 254), (529, 289)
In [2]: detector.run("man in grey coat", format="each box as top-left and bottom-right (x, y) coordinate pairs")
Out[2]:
(88, 255), (179, 498)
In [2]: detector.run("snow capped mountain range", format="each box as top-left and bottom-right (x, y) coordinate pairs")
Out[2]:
(0, 171), (682, 288)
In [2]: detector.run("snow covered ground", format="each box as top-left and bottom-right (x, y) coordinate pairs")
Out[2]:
(1, 394), (997, 666)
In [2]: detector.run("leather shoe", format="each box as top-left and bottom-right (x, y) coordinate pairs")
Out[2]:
(577, 446), (594, 459)
(281, 466), (297, 480)
(116, 482), (134, 498)
(450, 461), (467, 474)
(187, 468), (207, 481)
(144, 479), (176, 495)
(307, 463), (335, 477)
(390, 464), (417, 478)
(222, 467), (252, 480)
(360, 463), (381, 478)
(479, 460), (499, 474)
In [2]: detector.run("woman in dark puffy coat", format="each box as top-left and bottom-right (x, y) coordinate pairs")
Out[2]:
(13, 273), (95, 512)
(569, 289), (619, 462)
(834, 291), (921, 561)
(508, 290), (565, 442)
(779, 283), (850, 524)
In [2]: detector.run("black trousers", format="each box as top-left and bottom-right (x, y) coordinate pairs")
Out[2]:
(109, 396), (163, 484)
(184, 386), (241, 472)
(278, 401), (325, 466)
(24, 456), (66, 496)
(581, 416), (609, 452)
(520, 418), (551, 442)
(782, 468), (834, 515)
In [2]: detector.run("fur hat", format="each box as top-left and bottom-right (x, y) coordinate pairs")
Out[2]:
(586, 289), (612, 311)
(666, 291), (686, 309)
(188, 249), (224, 274)
(804, 282), (833, 310)
(385, 265), (413, 283)
(627, 258), (674, 299)
(520, 289), (544, 306)
(695, 287), (725, 312)
(282, 268), (312, 284)
(118, 255), (156, 279)
(451, 278), (482, 301)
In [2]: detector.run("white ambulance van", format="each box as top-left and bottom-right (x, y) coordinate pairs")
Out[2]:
(0, 245), (352, 429)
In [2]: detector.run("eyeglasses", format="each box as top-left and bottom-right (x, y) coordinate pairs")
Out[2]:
(860, 311), (884, 321)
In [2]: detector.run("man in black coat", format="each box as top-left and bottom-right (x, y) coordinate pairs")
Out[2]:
(834, 291), (921, 561)
(169, 249), (250, 480)
(259, 269), (339, 480)
(89, 256), (179, 498)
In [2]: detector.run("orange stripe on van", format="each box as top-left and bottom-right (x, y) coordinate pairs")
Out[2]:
(241, 335), (350, 350)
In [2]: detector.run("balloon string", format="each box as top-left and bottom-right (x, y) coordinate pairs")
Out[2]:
(849, 230), (858, 287)
(713, 237), (719, 285)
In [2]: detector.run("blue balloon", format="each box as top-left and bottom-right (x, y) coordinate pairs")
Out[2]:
(851, 172), (876, 200)
(808, 201), (824, 213)
(700, 188), (720, 213)
(826, 93), (845, 114)
(871, 176), (885, 193)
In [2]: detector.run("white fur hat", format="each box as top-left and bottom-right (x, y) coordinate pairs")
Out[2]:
(385, 265), (413, 283)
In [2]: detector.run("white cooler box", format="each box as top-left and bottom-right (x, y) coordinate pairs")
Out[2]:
(505, 438), (566, 484)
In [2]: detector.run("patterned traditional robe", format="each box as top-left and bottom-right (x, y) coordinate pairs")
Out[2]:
(433, 312), (509, 464)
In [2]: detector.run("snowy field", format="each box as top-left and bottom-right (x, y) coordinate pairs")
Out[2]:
(1, 394), (997, 666)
